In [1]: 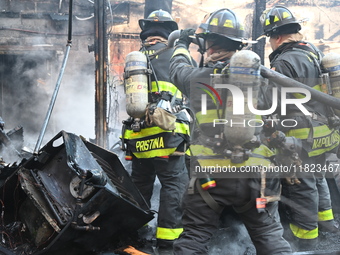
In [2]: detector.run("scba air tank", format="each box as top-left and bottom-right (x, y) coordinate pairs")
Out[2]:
(321, 52), (340, 117)
(224, 50), (261, 146)
(124, 51), (149, 119)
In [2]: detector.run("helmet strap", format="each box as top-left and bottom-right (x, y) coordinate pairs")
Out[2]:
(196, 35), (206, 67)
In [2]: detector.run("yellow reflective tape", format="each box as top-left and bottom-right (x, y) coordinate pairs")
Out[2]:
(176, 122), (190, 134)
(318, 209), (334, 222)
(191, 144), (273, 158)
(190, 144), (215, 156)
(196, 109), (223, 124)
(282, 12), (291, 19)
(210, 18), (218, 26)
(265, 19), (270, 26)
(313, 84), (322, 91)
(150, 81), (182, 98)
(293, 84), (321, 99)
(308, 142), (339, 157)
(223, 20), (233, 28)
(274, 15), (280, 22)
(124, 122), (190, 139)
(197, 157), (272, 168)
(172, 47), (192, 59)
(156, 227), (183, 240)
(285, 125), (333, 139)
(285, 128), (309, 138)
(286, 127), (339, 157)
(290, 223), (318, 239)
(252, 144), (275, 158)
(133, 148), (177, 158)
(307, 55), (313, 63)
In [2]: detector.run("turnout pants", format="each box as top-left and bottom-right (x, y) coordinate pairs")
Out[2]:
(282, 152), (333, 239)
(173, 178), (292, 255)
(131, 155), (189, 242)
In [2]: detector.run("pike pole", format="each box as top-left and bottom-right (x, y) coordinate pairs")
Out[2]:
(260, 65), (340, 110)
(33, 0), (73, 154)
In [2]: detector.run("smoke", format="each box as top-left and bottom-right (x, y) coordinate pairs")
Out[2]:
(0, 0), (96, 154)
(0, 142), (22, 164)
(0, 50), (95, 154)
(0, 53), (50, 146)
(52, 61), (95, 141)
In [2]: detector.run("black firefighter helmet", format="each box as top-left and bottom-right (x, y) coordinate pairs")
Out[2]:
(196, 8), (246, 43)
(139, 9), (178, 40)
(195, 8), (254, 52)
(260, 6), (306, 37)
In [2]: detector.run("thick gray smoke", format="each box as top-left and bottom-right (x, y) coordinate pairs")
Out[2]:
(0, 50), (95, 152)
(0, 1), (95, 153)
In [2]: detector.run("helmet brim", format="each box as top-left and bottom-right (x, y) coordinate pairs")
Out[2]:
(139, 19), (178, 31)
(262, 17), (308, 36)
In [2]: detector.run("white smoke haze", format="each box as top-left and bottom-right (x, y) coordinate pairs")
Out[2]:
(0, 54), (50, 146)
(0, 5), (95, 153)
(0, 139), (22, 164)
(53, 68), (95, 141)
(0, 49), (95, 153)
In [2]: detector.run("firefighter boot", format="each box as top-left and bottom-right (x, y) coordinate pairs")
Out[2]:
(156, 239), (174, 255)
(319, 219), (340, 233)
(284, 226), (318, 252)
(296, 237), (318, 251)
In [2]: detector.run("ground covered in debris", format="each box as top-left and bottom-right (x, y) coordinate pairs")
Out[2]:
(2, 147), (340, 255)
(92, 212), (340, 255)
(93, 178), (340, 255)
(97, 153), (340, 255)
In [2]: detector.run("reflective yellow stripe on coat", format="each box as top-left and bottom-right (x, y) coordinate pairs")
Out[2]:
(286, 126), (340, 157)
(124, 122), (190, 139)
(150, 80), (182, 99)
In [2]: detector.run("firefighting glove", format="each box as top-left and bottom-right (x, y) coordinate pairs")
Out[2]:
(176, 28), (195, 49)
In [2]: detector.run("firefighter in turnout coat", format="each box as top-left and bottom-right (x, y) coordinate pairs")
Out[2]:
(169, 8), (292, 255)
(122, 9), (190, 249)
(260, 5), (340, 251)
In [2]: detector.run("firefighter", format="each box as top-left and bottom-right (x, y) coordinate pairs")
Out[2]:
(260, 5), (340, 251)
(121, 9), (190, 250)
(169, 8), (292, 255)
